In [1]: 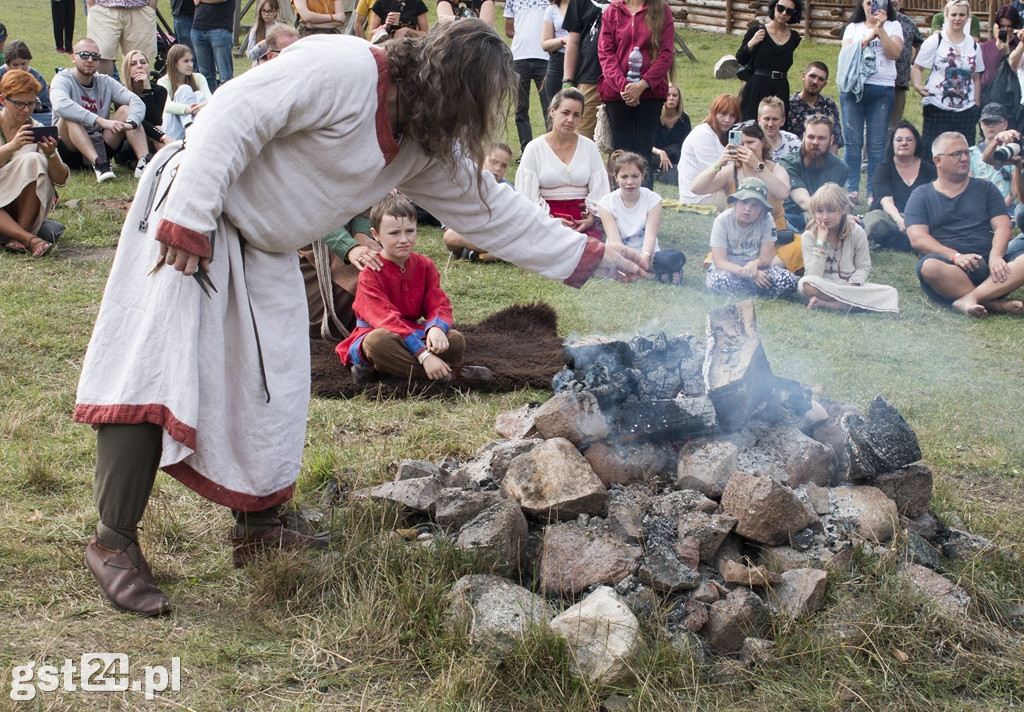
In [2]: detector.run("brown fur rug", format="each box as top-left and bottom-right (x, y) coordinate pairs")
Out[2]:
(310, 302), (565, 399)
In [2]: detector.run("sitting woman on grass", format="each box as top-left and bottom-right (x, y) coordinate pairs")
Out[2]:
(0, 70), (69, 257)
(121, 50), (171, 171)
(516, 87), (609, 239)
(706, 176), (798, 297)
(678, 93), (741, 206)
(798, 182), (899, 313)
(158, 45), (210, 141)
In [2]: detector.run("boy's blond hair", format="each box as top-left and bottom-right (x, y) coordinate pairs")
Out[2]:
(370, 193), (418, 232)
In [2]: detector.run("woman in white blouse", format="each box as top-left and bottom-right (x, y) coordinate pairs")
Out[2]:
(516, 87), (610, 238)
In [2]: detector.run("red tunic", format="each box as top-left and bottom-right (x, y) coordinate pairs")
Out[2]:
(336, 252), (453, 366)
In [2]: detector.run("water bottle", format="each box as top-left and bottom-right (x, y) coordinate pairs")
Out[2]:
(627, 46), (643, 83)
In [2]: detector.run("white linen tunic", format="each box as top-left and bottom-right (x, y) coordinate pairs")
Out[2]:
(74, 35), (599, 510)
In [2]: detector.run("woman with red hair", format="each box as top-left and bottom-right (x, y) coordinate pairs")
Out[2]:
(678, 93), (740, 205)
(0, 69), (69, 256)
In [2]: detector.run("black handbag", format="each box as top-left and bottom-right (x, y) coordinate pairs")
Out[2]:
(735, 24), (762, 82)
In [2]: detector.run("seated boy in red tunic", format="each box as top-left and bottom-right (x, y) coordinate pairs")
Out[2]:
(336, 193), (492, 388)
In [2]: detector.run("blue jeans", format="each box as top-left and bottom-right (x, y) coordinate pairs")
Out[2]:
(191, 27), (233, 91)
(173, 13), (195, 53)
(840, 84), (894, 196)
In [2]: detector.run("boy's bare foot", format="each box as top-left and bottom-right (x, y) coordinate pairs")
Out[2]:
(952, 297), (987, 318)
(808, 296), (821, 309)
(982, 299), (1024, 315)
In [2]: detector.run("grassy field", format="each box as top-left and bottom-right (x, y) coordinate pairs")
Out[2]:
(1, 1), (1023, 709)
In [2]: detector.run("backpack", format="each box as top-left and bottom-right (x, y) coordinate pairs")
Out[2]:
(981, 56), (1022, 127)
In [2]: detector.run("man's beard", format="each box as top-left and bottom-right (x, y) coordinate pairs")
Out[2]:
(802, 147), (826, 170)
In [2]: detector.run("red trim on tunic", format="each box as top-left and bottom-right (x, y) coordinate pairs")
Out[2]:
(156, 218), (212, 258)
(564, 237), (605, 288)
(370, 47), (400, 166)
(164, 462), (295, 511)
(72, 403), (197, 451)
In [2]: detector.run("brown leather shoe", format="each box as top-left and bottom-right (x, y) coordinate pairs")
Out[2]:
(451, 365), (492, 390)
(85, 537), (171, 616)
(230, 526), (330, 568)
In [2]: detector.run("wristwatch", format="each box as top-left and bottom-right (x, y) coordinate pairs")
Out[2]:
(125, 120), (138, 130)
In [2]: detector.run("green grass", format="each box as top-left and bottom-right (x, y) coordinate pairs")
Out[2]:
(1, 1), (1023, 709)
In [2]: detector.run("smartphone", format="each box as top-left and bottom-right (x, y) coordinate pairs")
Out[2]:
(870, 0), (884, 15)
(30, 126), (58, 143)
(728, 127), (743, 146)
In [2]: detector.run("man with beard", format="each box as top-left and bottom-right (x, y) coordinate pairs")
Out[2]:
(906, 131), (1024, 317)
(787, 61), (843, 153)
(779, 114), (848, 231)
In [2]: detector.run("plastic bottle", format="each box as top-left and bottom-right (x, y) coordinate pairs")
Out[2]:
(627, 46), (643, 83)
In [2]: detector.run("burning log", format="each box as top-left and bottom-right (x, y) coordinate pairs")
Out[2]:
(703, 301), (775, 432)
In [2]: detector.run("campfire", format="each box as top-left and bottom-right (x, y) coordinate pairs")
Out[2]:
(345, 301), (982, 683)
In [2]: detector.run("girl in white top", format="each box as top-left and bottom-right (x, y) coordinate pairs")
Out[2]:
(244, 0), (287, 63)
(599, 150), (663, 260)
(158, 45), (211, 141)
(516, 87), (609, 238)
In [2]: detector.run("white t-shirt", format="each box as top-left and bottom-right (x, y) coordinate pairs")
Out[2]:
(678, 123), (726, 204)
(543, 3), (568, 53)
(598, 187), (663, 252)
(709, 208), (777, 268)
(842, 20), (905, 86)
(503, 0), (548, 60)
(915, 32), (984, 111)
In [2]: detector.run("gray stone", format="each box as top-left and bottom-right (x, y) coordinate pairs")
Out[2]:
(739, 637), (776, 665)
(494, 404), (540, 440)
(667, 629), (706, 666)
(720, 559), (780, 587)
(904, 511), (940, 541)
(607, 500), (643, 544)
(714, 54), (740, 79)
(901, 530), (941, 570)
(446, 574), (553, 654)
(549, 586), (642, 686)
(756, 541), (840, 572)
(393, 459), (442, 482)
(613, 575), (659, 622)
(797, 399), (829, 435)
(433, 488), (504, 530)
(689, 581), (722, 604)
(769, 568), (828, 619)
(637, 540), (701, 593)
(488, 439), (541, 484)
(447, 457), (493, 490)
(940, 527), (996, 560)
(676, 440), (738, 498)
(677, 509), (738, 564)
(703, 588), (767, 655)
(456, 500), (528, 577)
(539, 519), (642, 596)
(831, 486), (899, 544)
(721, 472), (819, 546)
(645, 489), (719, 519)
(533, 391), (610, 447)
(897, 562), (971, 617)
(872, 464), (933, 518)
(369, 475), (443, 513)
(585, 441), (667, 488)
(501, 437), (608, 520)
(842, 396), (921, 480)
(754, 425), (838, 488)
(804, 482), (831, 515)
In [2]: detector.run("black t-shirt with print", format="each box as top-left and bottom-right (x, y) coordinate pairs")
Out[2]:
(372, 0), (429, 32)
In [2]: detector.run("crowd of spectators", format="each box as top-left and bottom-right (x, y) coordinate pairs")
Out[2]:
(4, 0), (1024, 319)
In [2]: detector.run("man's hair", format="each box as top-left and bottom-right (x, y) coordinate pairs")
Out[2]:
(805, 113), (834, 131)
(487, 141), (513, 157)
(266, 25), (299, 51)
(805, 60), (829, 79)
(370, 193), (418, 232)
(932, 131), (966, 158)
(757, 95), (785, 117)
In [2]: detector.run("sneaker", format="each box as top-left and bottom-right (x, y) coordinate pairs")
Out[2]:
(93, 161), (116, 183)
(134, 153), (152, 179)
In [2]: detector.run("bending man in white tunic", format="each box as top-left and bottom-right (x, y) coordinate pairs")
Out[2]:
(73, 20), (648, 616)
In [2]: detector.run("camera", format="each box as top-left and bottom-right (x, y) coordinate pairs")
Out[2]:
(994, 142), (1022, 162)
(1000, 29), (1009, 42)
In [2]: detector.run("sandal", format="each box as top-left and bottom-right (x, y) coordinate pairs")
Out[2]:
(30, 237), (54, 258)
(4, 239), (27, 254)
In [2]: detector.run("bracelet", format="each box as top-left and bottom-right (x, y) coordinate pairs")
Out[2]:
(562, 79), (574, 87)
(329, 12), (334, 20)
(712, 162), (721, 172)
(417, 351), (430, 364)
(815, 240), (826, 248)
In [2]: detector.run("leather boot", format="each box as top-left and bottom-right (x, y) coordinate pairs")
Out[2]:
(450, 365), (492, 390)
(230, 526), (330, 568)
(85, 537), (171, 616)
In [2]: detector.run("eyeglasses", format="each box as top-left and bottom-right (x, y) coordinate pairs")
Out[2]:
(936, 149), (971, 159)
(4, 98), (35, 110)
(775, 4), (796, 15)
(260, 8), (277, 13)
(265, 49), (280, 58)
(76, 51), (102, 61)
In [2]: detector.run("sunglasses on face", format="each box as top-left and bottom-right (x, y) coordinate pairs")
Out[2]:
(76, 51), (102, 61)
(775, 4), (796, 14)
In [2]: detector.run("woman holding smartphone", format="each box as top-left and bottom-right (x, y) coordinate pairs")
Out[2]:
(0, 70), (68, 257)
